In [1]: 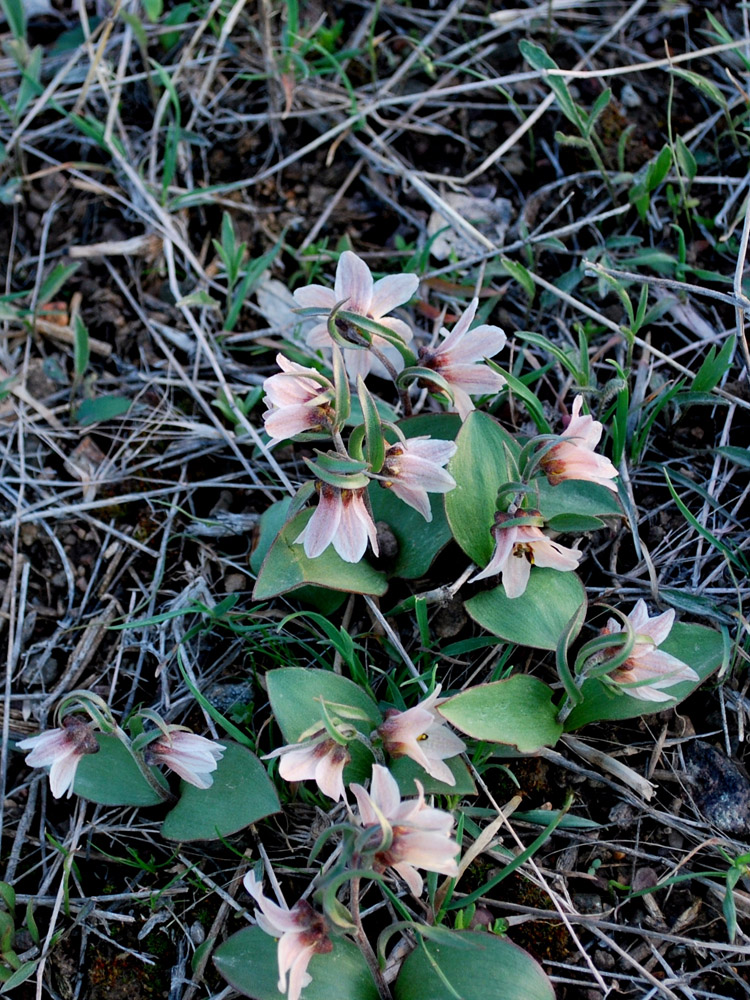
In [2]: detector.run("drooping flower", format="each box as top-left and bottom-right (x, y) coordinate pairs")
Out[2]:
(147, 730), (226, 789)
(18, 715), (100, 799)
(350, 765), (459, 897)
(600, 600), (699, 702)
(379, 437), (457, 521)
(263, 354), (334, 442)
(376, 686), (465, 786)
(540, 395), (618, 491)
(264, 730), (351, 802)
(471, 512), (581, 598)
(244, 870), (332, 1000)
(294, 250), (418, 380)
(418, 297), (506, 420)
(295, 484), (379, 563)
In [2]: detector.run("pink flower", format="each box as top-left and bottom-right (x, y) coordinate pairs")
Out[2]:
(263, 354), (333, 442)
(295, 484), (379, 563)
(147, 731), (226, 789)
(350, 765), (459, 896)
(244, 871), (332, 1000)
(601, 600), (699, 702)
(18, 715), (100, 799)
(471, 512), (581, 598)
(418, 298), (506, 419)
(380, 437), (457, 521)
(264, 731), (351, 802)
(294, 250), (418, 380)
(376, 686), (465, 786)
(541, 396), (618, 491)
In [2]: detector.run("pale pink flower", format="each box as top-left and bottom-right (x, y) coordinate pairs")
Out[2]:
(294, 250), (418, 380)
(600, 600), (699, 702)
(18, 715), (100, 799)
(295, 484), (379, 563)
(264, 731), (351, 802)
(147, 731), (226, 789)
(379, 437), (457, 521)
(350, 764), (459, 897)
(471, 512), (581, 598)
(541, 396), (618, 491)
(418, 297), (506, 419)
(244, 871), (332, 1000)
(376, 686), (465, 786)
(263, 354), (333, 442)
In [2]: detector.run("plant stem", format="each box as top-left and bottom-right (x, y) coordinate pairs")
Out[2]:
(350, 876), (392, 1000)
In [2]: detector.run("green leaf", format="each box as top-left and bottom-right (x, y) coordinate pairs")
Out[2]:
(369, 482), (452, 579)
(0, 960), (38, 993)
(501, 258), (535, 301)
(161, 742), (279, 842)
(214, 926), (379, 1000)
(0, 883), (14, 912)
(716, 445), (750, 470)
(267, 668), (381, 741)
(545, 513), (604, 532)
(444, 411), (521, 565)
(38, 263), (79, 306)
(675, 136), (697, 182)
(0, 0), (26, 40)
(142, 0), (163, 20)
(390, 754), (476, 797)
(535, 477), (622, 521)
(74, 733), (168, 806)
(358, 378), (384, 473)
(563, 622), (724, 730)
(250, 498), (346, 614)
(252, 509), (387, 601)
(267, 667), (380, 788)
(73, 396), (132, 426)
(646, 145), (673, 191)
(394, 930), (554, 1000)
(465, 567), (586, 651)
(438, 675), (562, 751)
(692, 335), (735, 393)
(670, 68), (727, 108)
(73, 314), (89, 377)
(518, 40), (582, 131)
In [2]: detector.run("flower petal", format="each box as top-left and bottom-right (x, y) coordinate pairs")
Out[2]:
(334, 251), (373, 312)
(370, 273), (420, 317)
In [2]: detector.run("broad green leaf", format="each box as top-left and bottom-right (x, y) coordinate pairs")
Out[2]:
(74, 733), (168, 806)
(465, 567), (586, 650)
(161, 742), (279, 842)
(535, 477), (622, 521)
(368, 482), (451, 579)
(214, 926), (379, 1000)
(563, 622), (724, 730)
(267, 668), (381, 788)
(675, 136), (697, 182)
(73, 314), (89, 377)
(390, 754), (476, 797)
(250, 498), (345, 613)
(252, 509), (387, 600)
(394, 930), (554, 1000)
(267, 668), (381, 740)
(438, 675), (562, 751)
(444, 411), (521, 564)
(74, 396), (132, 426)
